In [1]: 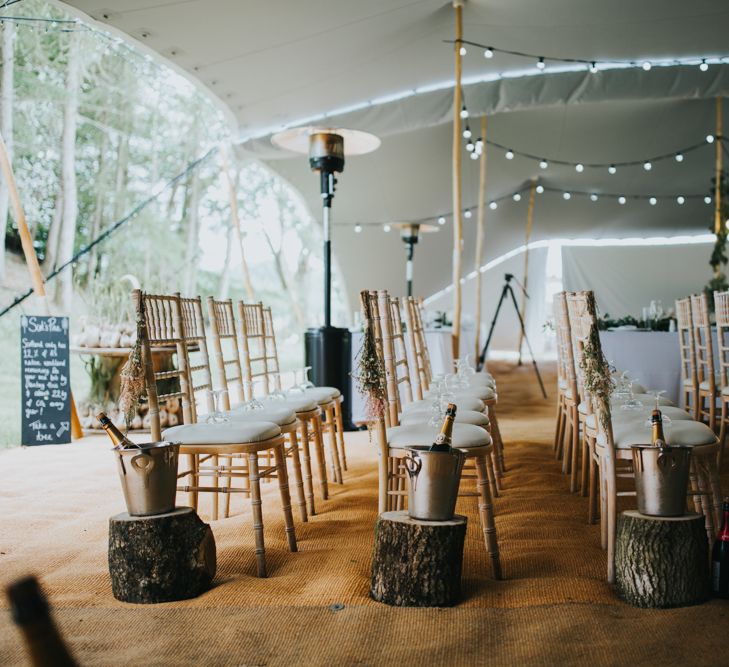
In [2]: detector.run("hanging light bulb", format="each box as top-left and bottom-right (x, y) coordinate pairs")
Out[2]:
(489, 201), (498, 210)
(505, 149), (515, 160)
(618, 196), (626, 205)
(575, 163), (584, 173)
(460, 105), (469, 119)
(383, 223), (391, 232)
(537, 57), (546, 70)
(707, 134), (715, 143)
(354, 224), (363, 233)
(536, 185), (544, 194)
(642, 61), (652, 71)
(608, 165), (617, 174)
(459, 45), (467, 56)
(438, 216), (446, 225)
(590, 194), (598, 202)
(539, 159), (548, 169)
(464, 208), (472, 219)
(475, 137), (483, 152)
(643, 161), (652, 171)
(675, 152), (684, 162)
(649, 197), (657, 205)
(676, 196), (685, 205)
(484, 47), (494, 58)
(563, 192), (571, 200)
(470, 151), (479, 160)
(704, 196), (712, 204)
(513, 193), (522, 202)
(700, 59), (709, 72)
(463, 126), (472, 139)
(466, 140), (475, 152)
(589, 61), (598, 73)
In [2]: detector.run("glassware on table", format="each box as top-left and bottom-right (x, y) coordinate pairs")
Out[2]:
(204, 389), (230, 423)
(612, 371), (631, 402)
(619, 375), (643, 411)
(240, 380), (265, 411)
(298, 366), (315, 390)
(427, 378), (446, 427)
(266, 373), (287, 401)
(643, 390), (672, 427)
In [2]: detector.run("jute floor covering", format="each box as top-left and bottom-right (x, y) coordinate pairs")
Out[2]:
(1, 362), (727, 665)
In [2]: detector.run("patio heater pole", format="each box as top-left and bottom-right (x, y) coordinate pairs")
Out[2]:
(451, 0), (464, 360)
(517, 180), (537, 365)
(0, 131), (83, 440)
(474, 115), (488, 361)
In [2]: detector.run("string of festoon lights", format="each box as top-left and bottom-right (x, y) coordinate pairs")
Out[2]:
(448, 37), (728, 75)
(345, 183), (717, 233)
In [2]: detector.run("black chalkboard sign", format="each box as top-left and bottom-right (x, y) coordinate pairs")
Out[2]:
(21, 315), (71, 446)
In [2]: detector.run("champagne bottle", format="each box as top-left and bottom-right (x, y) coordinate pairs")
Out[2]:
(430, 403), (457, 452)
(97, 412), (134, 449)
(6, 576), (78, 667)
(650, 409), (665, 446)
(712, 498), (729, 598)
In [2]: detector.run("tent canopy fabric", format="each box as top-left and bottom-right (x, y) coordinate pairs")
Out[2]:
(60, 1), (729, 314)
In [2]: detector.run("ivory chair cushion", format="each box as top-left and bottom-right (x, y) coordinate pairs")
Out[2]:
(399, 408), (489, 427)
(583, 406), (693, 431)
(425, 386), (495, 402)
(402, 396), (485, 413)
(699, 376), (721, 390)
(597, 418), (717, 449)
(578, 395), (673, 415)
(386, 422), (491, 449)
(259, 396), (318, 412)
(163, 421), (281, 444)
(303, 386), (340, 404)
(226, 405), (297, 426)
(611, 372), (647, 394)
(466, 374), (496, 388)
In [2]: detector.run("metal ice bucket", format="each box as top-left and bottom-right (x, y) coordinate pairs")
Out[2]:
(404, 446), (465, 521)
(113, 441), (180, 516)
(631, 443), (692, 517)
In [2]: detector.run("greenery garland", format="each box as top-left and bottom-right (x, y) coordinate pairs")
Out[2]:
(353, 292), (388, 423)
(579, 292), (613, 433)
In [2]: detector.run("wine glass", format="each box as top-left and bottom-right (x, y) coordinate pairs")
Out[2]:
(298, 366), (315, 390)
(204, 389), (229, 423)
(644, 389), (672, 427)
(241, 380), (264, 411)
(427, 377), (445, 427)
(266, 373), (287, 401)
(619, 375), (643, 411)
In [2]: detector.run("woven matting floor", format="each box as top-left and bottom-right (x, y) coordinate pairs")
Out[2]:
(1, 362), (727, 666)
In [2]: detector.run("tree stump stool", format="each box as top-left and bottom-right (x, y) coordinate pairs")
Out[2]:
(615, 511), (710, 608)
(370, 511), (466, 607)
(108, 507), (216, 603)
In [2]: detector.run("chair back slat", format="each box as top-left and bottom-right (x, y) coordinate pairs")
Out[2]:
(714, 290), (729, 392)
(261, 306), (282, 380)
(207, 297), (245, 409)
(676, 296), (698, 399)
(690, 292), (716, 392)
(403, 297), (424, 401)
(405, 296), (432, 391)
(554, 291), (578, 399)
(389, 297), (414, 405)
(237, 302), (272, 394)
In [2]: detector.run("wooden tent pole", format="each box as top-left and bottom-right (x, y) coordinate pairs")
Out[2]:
(714, 96), (723, 237)
(451, 0), (464, 361)
(220, 143), (255, 301)
(517, 180), (537, 365)
(473, 115), (488, 361)
(0, 131), (82, 439)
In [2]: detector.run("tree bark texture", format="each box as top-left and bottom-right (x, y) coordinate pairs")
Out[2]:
(370, 511), (466, 607)
(615, 511), (710, 608)
(108, 507), (216, 604)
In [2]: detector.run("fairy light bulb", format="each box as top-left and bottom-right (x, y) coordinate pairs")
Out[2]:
(642, 61), (652, 71)
(539, 159), (548, 169)
(460, 105), (469, 119)
(589, 62), (598, 73)
(463, 126), (472, 139)
(475, 138), (483, 152)
(513, 193), (522, 202)
(707, 134), (715, 144)
(459, 45), (467, 56)
(575, 163), (584, 173)
(438, 216), (446, 225)
(676, 196), (685, 205)
(700, 59), (709, 72)
(470, 151), (479, 160)
(649, 197), (657, 205)
(536, 185), (544, 194)
(608, 165), (617, 175)
(354, 224), (363, 233)
(618, 196), (626, 205)
(383, 224), (391, 232)
(466, 140), (475, 152)
(675, 152), (684, 162)
(563, 192), (571, 200)
(537, 57), (545, 70)
(489, 201), (498, 210)
(590, 194), (598, 202)
(464, 208), (472, 219)
(505, 149), (515, 160)
(643, 161), (652, 171)
(704, 196), (712, 204)
(484, 47), (494, 58)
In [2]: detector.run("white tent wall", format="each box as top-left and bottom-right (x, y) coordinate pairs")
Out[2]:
(425, 246), (551, 358)
(561, 240), (715, 319)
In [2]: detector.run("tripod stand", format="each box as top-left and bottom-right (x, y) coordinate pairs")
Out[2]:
(477, 273), (547, 399)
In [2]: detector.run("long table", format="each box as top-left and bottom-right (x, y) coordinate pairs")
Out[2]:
(349, 328), (476, 424)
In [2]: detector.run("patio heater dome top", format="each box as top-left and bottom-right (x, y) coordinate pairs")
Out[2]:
(271, 126), (381, 157)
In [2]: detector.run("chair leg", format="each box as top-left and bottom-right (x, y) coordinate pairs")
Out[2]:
(561, 415), (572, 475)
(580, 437), (590, 498)
(188, 454), (199, 512)
(287, 430), (307, 523)
(298, 418), (316, 517)
(247, 453), (267, 578)
(325, 405), (343, 484)
(395, 460), (405, 511)
(334, 399), (348, 471)
(475, 455), (502, 580)
(554, 395), (565, 458)
(485, 451), (499, 499)
(719, 399), (728, 470)
(693, 458), (714, 543)
(605, 467), (617, 584)
(588, 451), (599, 524)
(569, 415), (580, 493)
(311, 415), (329, 501)
(212, 454), (219, 521)
(273, 444), (298, 553)
(600, 462), (608, 549)
(487, 404), (505, 474)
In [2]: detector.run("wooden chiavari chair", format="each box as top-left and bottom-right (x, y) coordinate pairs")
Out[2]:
(204, 297), (309, 522)
(713, 290), (729, 467)
(234, 301), (332, 503)
(570, 290), (722, 582)
(261, 304), (348, 478)
(362, 289), (503, 579)
(691, 292), (719, 432)
(676, 296), (699, 418)
(133, 290), (297, 578)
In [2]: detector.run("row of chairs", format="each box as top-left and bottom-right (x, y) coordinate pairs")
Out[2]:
(132, 290), (347, 577)
(360, 290), (504, 579)
(554, 290), (722, 582)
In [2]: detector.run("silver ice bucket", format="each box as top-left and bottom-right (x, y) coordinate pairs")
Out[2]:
(113, 441), (180, 516)
(404, 446), (465, 521)
(631, 443), (692, 517)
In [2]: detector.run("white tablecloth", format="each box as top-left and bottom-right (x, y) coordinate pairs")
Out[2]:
(349, 328), (476, 423)
(599, 331), (681, 405)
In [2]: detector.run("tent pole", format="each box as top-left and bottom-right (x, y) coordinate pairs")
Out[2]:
(451, 0), (464, 362)
(473, 115), (487, 362)
(0, 131), (82, 440)
(220, 143), (255, 301)
(714, 96), (723, 238)
(517, 180), (537, 365)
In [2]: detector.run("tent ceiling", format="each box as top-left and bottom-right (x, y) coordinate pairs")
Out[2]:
(60, 1), (729, 313)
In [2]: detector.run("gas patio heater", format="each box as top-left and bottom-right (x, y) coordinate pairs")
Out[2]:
(272, 127), (380, 429)
(392, 222), (439, 297)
